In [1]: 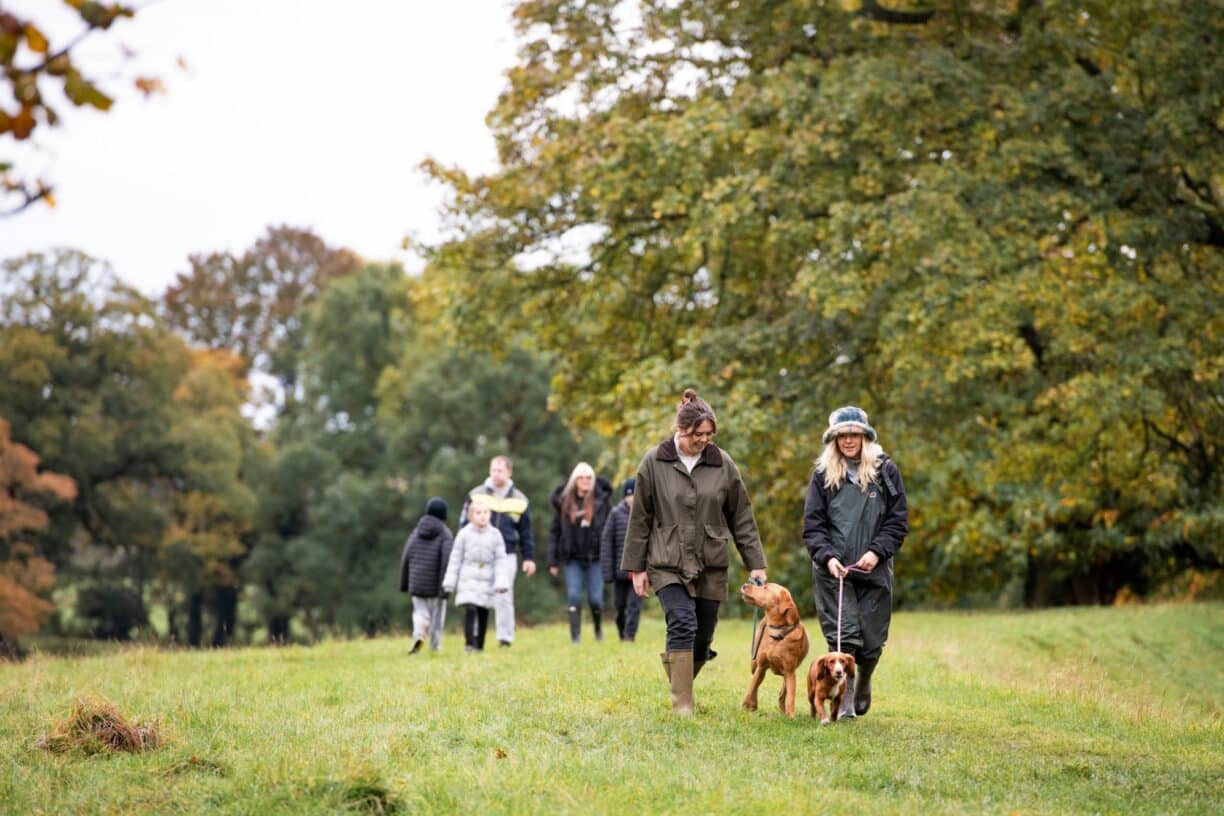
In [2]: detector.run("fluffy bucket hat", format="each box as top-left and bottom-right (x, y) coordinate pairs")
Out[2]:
(822, 406), (877, 445)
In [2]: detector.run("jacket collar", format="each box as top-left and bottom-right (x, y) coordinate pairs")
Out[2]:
(656, 437), (723, 467)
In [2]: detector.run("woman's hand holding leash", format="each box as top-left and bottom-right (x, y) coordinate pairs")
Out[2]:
(829, 553), (878, 578)
(748, 568), (767, 585)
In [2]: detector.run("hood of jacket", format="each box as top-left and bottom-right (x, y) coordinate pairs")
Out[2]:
(415, 514), (449, 540)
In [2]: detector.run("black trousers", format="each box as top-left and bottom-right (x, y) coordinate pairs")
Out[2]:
(464, 605), (489, 650)
(612, 579), (643, 639)
(656, 584), (720, 659)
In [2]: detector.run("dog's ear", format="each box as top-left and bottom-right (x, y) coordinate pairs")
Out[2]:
(815, 655), (829, 681)
(844, 654), (856, 675)
(781, 604), (799, 626)
(778, 588), (800, 625)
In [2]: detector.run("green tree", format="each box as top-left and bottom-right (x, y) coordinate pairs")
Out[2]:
(246, 263), (413, 637)
(246, 262), (605, 638)
(377, 329), (604, 624)
(424, 0), (1222, 606)
(0, 251), (187, 633)
(159, 226), (362, 642)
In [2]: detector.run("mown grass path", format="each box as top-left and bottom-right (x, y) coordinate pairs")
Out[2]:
(3, 603), (1221, 815)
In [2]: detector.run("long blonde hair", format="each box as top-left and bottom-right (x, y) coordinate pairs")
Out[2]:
(561, 462), (596, 524)
(816, 439), (883, 493)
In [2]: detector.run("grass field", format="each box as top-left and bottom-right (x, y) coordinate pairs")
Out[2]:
(2, 602), (1221, 815)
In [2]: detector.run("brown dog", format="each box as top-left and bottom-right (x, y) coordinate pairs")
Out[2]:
(807, 652), (857, 724)
(740, 582), (810, 717)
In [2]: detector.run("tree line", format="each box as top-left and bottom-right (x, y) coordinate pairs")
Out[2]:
(2, 1), (1220, 654)
(0, 229), (600, 654)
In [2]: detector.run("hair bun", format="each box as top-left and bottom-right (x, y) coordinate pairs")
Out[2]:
(681, 388), (698, 404)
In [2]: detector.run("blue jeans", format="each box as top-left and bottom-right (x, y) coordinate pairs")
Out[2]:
(564, 561), (604, 610)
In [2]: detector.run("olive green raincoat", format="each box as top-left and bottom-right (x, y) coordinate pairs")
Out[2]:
(620, 438), (766, 601)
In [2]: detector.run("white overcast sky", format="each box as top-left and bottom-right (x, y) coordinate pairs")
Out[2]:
(2, 0), (520, 296)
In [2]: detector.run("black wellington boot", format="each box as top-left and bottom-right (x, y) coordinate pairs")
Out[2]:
(854, 656), (879, 716)
(568, 606), (581, 643)
(591, 606), (604, 641)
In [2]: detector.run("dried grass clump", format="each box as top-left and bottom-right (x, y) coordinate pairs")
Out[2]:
(37, 694), (162, 755)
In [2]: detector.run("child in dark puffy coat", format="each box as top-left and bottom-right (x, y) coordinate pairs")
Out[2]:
(399, 497), (454, 654)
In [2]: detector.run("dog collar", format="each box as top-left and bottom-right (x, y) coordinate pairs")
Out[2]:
(768, 623), (799, 640)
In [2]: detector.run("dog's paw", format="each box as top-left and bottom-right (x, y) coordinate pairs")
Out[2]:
(741, 698), (758, 711)
(820, 717), (831, 725)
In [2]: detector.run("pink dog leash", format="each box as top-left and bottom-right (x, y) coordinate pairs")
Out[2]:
(835, 565), (871, 654)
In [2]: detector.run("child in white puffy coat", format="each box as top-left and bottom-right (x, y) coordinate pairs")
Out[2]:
(443, 498), (511, 652)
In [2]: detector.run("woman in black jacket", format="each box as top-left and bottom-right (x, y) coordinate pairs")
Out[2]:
(803, 407), (908, 719)
(399, 497), (454, 654)
(548, 462), (612, 643)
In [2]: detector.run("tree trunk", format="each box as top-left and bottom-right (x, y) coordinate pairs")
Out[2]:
(187, 592), (203, 647)
(211, 585), (237, 647)
(268, 615), (290, 645)
(0, 634), (22, 661)
(1023, 558), (1058, 607)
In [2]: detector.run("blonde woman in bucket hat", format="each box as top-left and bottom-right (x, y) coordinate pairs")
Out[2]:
(802, 406), (909, 720)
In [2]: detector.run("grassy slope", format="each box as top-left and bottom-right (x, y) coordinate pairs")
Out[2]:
(2, 603), (1220, 816)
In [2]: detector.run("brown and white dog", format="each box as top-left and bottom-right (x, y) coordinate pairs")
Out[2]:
(807, 652), (857, 724)
(739, 582), (810, 718)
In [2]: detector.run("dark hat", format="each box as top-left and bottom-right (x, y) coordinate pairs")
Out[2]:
(425, 497), (448, 521)
(822, 406), (878, 445)
(621, 477), (635, 497)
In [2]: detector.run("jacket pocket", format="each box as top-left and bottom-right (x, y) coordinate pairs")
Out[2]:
(701, 524), (731, 569)
(648, 525), (681, 569)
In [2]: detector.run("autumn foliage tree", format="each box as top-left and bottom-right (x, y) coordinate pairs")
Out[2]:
(161, 225), (362, 388)
(1, 1), (146, 215)
(0, 417), (76, 657)
(159, 348), (257, 646)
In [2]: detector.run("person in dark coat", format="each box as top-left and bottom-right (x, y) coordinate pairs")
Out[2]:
(548, 462), (613, 643)
(803, 406), (909, 719)
(621, 389), (768, 715)
(399, 497), (454, 654)
(599, 477), (641, 641)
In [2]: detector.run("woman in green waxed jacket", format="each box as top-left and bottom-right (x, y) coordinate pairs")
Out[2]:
(621, 388), (768, 715)
(803, 406), (909, 721)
